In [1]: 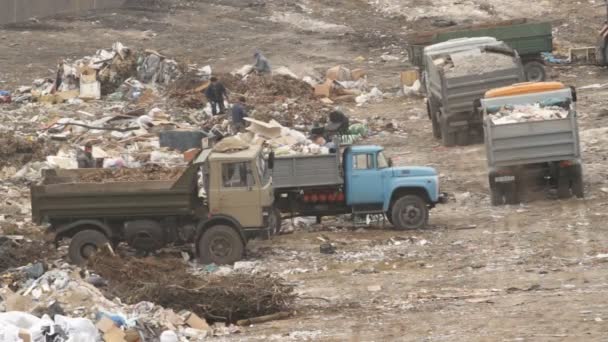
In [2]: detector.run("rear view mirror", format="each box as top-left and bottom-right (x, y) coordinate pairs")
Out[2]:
(388, 158), (394, 167)
(268, 151), (275, 170)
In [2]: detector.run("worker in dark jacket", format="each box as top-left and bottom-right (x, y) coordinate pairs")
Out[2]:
(204, 77), (229, 115)
(77, 142), (95, 168)
(231, 96), (248, 133)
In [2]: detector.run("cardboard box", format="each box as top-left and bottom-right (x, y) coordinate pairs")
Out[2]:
(186, 313), (210, 331)
(103, 326), (126, 342)
(314, 80), (333, 98)
(351, 68), (367, 81)
(18, 329), (31, 342)
(80, 81), (101, 100)
(183, 148), (202, 162)
(326, 65), (351, 81)
(400, 69), (419, 87)
(96, 316), (118, 333)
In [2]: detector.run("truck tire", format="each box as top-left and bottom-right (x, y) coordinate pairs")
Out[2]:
(490, 186), (503, 206)
(271, 207), (283, 235)
(427, 99), (441, 139)
(505, 183), (519, 205)
(391, 195), (429, 230)
(524, 61), (546, 82)
(440, 119), (456, 147)
(68, 229), (110, 265)
(572, 165), (584, 198)
(198, 225), (244, 265)
(456, 131), (469, 146)
(557, 173), (571, 199)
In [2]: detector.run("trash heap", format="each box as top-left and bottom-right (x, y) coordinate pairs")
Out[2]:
(489, 104), (569, 125)
(0, 249), (295, 341)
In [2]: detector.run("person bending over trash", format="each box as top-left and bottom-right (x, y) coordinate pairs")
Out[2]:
(231, 96), (249, 133)
(204, 76), (229, 115)
(253, 50), (271, 74)
(76, 142), (95, 168)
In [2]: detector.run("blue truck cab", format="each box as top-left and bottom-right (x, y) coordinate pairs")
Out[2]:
(272, 143), (447, 230)
(344, 145), (446, 229)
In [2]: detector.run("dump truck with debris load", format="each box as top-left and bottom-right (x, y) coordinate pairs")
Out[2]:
(480, 82), (583, 205)
(407, 19), (552, 82)
(271, 144), (447, 230)
(425, 41), (525, 146)
(31, 144), (277, 265)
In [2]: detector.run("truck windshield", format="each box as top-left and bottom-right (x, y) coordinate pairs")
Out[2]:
(377, 151), (389, 169)
(257, 155), (269, 184)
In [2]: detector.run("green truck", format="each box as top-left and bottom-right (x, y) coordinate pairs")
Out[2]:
(30, 144), (278, 265)
(407, 19), (552, 82)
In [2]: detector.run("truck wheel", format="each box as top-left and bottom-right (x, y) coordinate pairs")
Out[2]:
(431, 115), (441, 139)
(572, 165), (584, 198)
(440, 120), (456, 147)
(490, 186), (503, 206)
(68, 229), (109, 265)
(198, 225), (244, 265)
(391, 195), (429, 230)
(505, 183), (519, 205)
(456, 131), (469, 146)
(427, 100), (441, 139)
(385, 210), (393, 225)
(271, 208), (282, 235)
(557, 172), (571, 199)
(524, 61), (546, 82)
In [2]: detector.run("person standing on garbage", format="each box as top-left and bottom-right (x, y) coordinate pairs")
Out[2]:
(204, 77), (229, 115)
(76, 142), (95, 168)
(231, 96), (249, 133)
(253, 50), (271, 74)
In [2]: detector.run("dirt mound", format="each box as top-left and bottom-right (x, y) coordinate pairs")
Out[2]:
(0, 238), (53, 273)
(0, 133), (56, 169)
(167, 73), (208, 109)
(77, 165), (184, 183)
(89, 252), (295, 323)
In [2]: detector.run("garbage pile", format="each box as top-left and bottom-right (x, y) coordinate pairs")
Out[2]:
(89, 252), (296, 324)
(0, 247), (295, 341)
(489, 104), (569, 125)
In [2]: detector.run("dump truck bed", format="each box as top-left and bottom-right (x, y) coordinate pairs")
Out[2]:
(31, 167), (197, 224)
(272, 153), (343, 189)
(428, 54), (524, 115)
(407, 19), (552, 67)
(482, 88), (580, 168)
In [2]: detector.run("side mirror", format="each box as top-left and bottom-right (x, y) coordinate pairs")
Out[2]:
(268, 151), (275, 170)
(388, 158), (393, 167)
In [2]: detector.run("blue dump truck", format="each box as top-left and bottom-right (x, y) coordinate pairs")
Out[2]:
(271, 144), (447, 230)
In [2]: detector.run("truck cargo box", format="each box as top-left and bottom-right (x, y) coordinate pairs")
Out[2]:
(272, 153), (342, 189)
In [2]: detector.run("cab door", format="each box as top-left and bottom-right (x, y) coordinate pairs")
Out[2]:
(347, 153), (384, 205)
(216, 161), (262, 227)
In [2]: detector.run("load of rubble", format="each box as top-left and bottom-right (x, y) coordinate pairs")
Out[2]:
(489, 104), (569, 125)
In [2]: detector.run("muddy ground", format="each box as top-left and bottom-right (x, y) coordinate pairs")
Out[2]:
(2, 0), (608, 340)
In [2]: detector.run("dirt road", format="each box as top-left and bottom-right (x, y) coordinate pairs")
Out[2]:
(2, 0), (608, 340)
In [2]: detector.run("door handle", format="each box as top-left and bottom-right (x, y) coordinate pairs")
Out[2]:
(352, 175), (360, 178)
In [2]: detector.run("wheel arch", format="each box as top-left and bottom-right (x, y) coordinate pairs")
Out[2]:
(55, 220), (112, 242)
(386, 187), (432, 212)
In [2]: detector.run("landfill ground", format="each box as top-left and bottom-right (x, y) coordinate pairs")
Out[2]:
(2, 0), (608, 341)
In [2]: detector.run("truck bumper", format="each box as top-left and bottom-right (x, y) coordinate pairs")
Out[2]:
(437, 192), (449, 204)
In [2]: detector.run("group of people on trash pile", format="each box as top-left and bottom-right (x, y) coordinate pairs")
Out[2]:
(75, 50), (272, 169)
(203, 50), (271, 131)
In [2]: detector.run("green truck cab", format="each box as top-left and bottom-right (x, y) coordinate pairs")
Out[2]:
(31, 144), (276, 265)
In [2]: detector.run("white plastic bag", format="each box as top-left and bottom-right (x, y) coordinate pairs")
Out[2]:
(54, 315), (99, 342)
